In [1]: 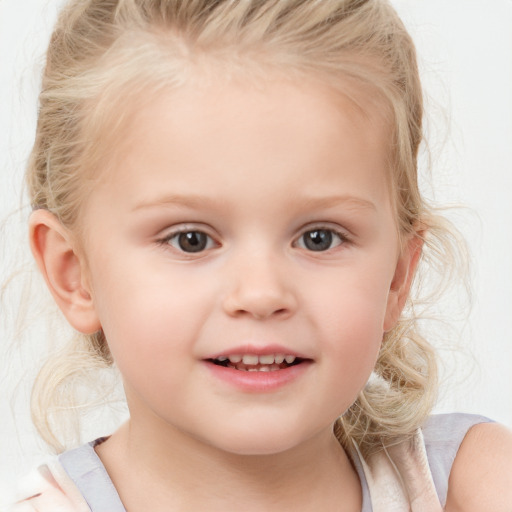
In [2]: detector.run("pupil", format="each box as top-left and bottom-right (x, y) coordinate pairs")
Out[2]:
(304, 230), (332, 251)
(179, 232), (207, 252)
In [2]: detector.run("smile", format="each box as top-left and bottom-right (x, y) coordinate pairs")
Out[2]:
(204, 351), (312, 392)
(209, 354), (304, 372)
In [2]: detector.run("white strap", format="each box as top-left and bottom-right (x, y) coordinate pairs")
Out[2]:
(358, 429), (443, 512)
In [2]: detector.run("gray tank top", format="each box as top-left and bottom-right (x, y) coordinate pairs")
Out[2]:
(59, 413), (490, 511)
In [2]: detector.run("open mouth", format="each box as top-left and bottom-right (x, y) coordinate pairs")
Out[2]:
(208, 354), (305, 372)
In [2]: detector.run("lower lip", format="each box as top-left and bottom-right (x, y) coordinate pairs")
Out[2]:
(203, 361), (312, 393)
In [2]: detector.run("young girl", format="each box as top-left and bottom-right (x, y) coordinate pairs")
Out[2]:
(7, 0), (512, 510)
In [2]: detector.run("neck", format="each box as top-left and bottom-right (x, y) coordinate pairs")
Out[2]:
(96, 417), (361, 512)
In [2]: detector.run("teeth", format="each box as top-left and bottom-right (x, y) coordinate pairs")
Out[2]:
(217, 353), (300, 367)
(274, 354), (285, 364)
(241, 365), (277, 372)
(242, 354), (259, 365)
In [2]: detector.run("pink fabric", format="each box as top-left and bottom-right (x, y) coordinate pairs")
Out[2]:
(357, 429), (443, 512)
(8, 462), (89, 512)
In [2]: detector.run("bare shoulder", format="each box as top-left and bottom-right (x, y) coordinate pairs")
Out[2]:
(445, 421), (512, 511)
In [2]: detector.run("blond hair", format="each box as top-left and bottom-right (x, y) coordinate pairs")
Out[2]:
(28, 0), (460, 457)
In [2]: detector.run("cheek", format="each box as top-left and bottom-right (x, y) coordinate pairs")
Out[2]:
(313, 260), (394, 338)
(95, 287), (198, 409)
(309, 266), (394, 390)
(88, 258), (204, 372)
(324, 293), (384, 371)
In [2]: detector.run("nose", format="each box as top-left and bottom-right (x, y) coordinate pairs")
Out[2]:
(222, 251), (297, 320)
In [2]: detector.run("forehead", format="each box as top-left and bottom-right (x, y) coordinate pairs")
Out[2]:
(86, 75), (393, 218)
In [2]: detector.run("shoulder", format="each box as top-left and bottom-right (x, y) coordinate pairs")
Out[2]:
(445, 421), (512, 511)
(419, 412), (492, 506)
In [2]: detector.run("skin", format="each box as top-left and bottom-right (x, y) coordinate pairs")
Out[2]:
(445, 422), (512, 511)
(29, 76), (512, 510)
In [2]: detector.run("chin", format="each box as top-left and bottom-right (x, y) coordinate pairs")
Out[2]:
(204, 425), (316, 457)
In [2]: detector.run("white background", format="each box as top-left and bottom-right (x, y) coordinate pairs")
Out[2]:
(1, 0), (511, 490)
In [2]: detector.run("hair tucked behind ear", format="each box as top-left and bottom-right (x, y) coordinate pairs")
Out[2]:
(28, 0), (465, 457)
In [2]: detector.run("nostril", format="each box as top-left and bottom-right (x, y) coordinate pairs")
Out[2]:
(252, 307), (290, 320)
(222, 283), (297, 320)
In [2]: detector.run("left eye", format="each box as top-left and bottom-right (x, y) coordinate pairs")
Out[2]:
(165, 230), (216, 253)
(296, 229), (345, 252)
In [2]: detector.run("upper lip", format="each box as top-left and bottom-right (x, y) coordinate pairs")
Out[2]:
(205, 344), (311, 360)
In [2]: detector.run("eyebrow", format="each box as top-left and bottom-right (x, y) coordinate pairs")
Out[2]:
(132, 193), (376, 213)
(132, 194), (223, 212)
(300, 195), (377, 212)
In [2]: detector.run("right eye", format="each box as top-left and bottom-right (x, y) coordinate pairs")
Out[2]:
(162, 230), (217, 253)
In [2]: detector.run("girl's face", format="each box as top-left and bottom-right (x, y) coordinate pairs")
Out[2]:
(77, 77), (413, 455)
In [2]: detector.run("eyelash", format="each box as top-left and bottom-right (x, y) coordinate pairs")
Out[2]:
(157, 225), (351, 255)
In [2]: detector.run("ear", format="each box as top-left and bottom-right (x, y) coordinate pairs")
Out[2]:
(383, 234), (423, 332)
(29, 209), (101, 334)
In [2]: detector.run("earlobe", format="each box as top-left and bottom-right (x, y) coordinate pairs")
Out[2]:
(383, 235), (423, 332)
(29, 209), (101, 334)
